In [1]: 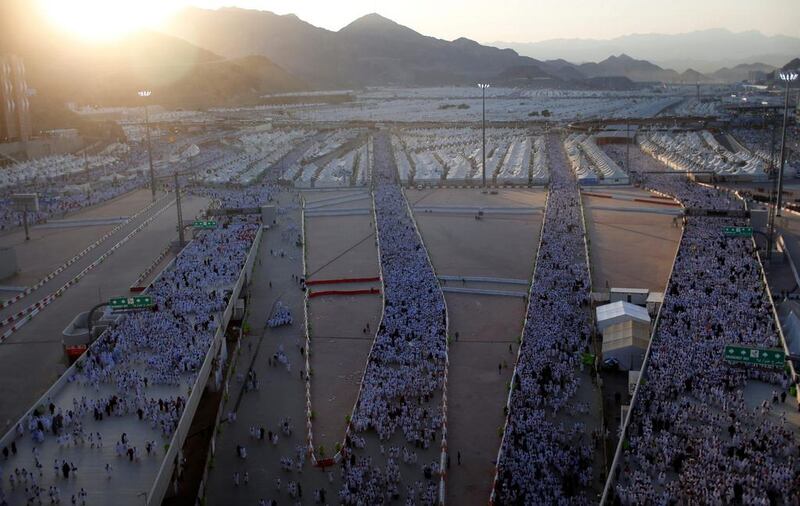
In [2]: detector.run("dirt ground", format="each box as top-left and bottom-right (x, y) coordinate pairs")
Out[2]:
(582, 189), (682, 292)
(304, 196), (382, 453)
(410, 187), (546, 505)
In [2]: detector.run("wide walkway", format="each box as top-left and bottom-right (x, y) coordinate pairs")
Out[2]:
(0, 199), (242, 506)
(204, 191), (332, 505)
(0, 195), (208, 428)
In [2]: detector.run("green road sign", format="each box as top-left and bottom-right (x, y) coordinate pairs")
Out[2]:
(109, 296), (154, 310)
(722, 226), (752, 237)
(193, 220), (217, 229)
(724, 344), (784, 367)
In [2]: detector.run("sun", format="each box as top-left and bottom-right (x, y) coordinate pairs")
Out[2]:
(38, 0), (180, 41)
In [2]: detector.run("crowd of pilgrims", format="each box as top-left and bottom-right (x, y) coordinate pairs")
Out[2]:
(603, 144), (800, 505)
(492, 134), (599, 505)
(337, 132), (447, 504)
(0, 176), (147, 232)
(0, 144), (159, 232)
(0, 186), (262, 505)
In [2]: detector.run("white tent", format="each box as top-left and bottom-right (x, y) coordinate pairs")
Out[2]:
(596, 301), (651, 332)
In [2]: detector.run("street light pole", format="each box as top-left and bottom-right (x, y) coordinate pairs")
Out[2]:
(776, 71), (798, 217)
(626, 120), (630, 174)
(478, 83), (490, 188)
(138, 90), (156, 202)
(174, 171), (185, 246)
(765, 107), (778, 261)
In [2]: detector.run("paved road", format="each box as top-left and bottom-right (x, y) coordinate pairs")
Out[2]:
(0, 192), (171, 322)
(0, 189), (156, 288)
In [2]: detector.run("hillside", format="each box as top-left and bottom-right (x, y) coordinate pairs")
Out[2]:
(2, 1), (305, 110)
(576, 54), (681, 83)
(163, 7), (730, 88)
(163, 8), (558, 88)
(711, 62), (776, 82)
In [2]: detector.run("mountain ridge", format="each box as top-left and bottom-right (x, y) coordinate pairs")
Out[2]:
(162, 8), (799, 87)
(491, 28), (800, 72)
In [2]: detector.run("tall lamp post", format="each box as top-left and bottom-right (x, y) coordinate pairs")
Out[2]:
(478, 83), (490, 189)
(138, 90), (156, 202)
(777, 71), (798, 217)
(763, 102), (778, 260)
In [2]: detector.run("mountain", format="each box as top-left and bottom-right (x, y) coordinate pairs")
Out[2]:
(493, 29), (800, 73)
(679, 69), (713, 84)
(2, 1), (305, 111)
(163, 8), (559, 88)
(711, 62), (776, 82)
(161, 7), (691, 89)
(576, 54), (682, 83)
(782, 58), (800, 70)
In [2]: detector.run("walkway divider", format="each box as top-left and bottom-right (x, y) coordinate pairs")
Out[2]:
(581, 190), (682, 207)
(320, 188), (386, 468)
(148, 224), (263, 505)
(130, 244), (173, 291)
(440, 286), (526, 298)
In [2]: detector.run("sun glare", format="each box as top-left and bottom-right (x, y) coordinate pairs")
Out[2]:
(38, 0), (178, 41)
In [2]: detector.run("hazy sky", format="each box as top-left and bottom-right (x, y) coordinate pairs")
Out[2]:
(185, 0), (800, 42)
(34, 0), (800, 43)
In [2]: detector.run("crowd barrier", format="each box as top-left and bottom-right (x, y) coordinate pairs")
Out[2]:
(130, 244), (173, 291)
(305, 276), (381, 286)
(320, 190), (386, 468)
(489, 187), (551, 503)
(308, 288), (380, 298)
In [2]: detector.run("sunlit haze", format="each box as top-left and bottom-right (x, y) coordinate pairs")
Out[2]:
(37, 0), (800, 42)
(37, 0), (182, 40)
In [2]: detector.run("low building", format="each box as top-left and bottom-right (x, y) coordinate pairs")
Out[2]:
(609, 287), (650, 306)
(596, 300), (651, 332)
(602, 319), (651, 370)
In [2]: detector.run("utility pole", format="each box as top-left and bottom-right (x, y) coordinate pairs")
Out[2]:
(767, 111), (778, 261)
(626, 121), (630, 174)
(478, 83), (490, 189)
(776, 71), (798, 217)
(138, 90), (156, 202)
(174, 171), (185, 247)
(22, 203), (29, 241)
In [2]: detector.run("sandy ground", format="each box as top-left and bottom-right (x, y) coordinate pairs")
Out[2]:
(583, 190), (682, 292)
(410, 187), (545, 505)
(304, 196), (382, 454)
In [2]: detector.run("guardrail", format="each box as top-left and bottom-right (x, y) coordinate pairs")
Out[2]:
(598, 209), (685, 505)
